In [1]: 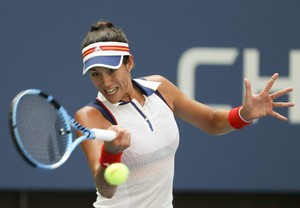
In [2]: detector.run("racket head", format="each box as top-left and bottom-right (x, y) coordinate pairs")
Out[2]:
(9, 89), (73, 170)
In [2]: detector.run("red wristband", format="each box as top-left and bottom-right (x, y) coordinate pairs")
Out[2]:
(228, 106), (253, 129)
(99, 145), (123, 168)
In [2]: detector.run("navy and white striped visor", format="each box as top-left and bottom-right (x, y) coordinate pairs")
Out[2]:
(82, 41), (130, 75)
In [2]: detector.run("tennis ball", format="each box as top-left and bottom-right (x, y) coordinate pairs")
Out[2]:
(104, 163), (129, 186)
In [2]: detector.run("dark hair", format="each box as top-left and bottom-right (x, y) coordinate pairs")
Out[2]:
(82, 20), (130, 64)
(82, 20), (128, 47)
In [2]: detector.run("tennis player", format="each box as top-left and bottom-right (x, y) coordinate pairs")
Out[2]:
(74, 20), (294, 208)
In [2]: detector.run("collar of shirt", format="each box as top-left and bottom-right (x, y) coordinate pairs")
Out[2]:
(97, 78), (161, 106)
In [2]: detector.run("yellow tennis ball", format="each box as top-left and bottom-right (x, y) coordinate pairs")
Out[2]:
(104, 163), (129, 186)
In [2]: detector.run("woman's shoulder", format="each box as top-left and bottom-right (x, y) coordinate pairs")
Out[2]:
(142, 75), (175, 93)
(75, 105), (98, 121)
(143, 74), (168, 83)
(142, 75), (179, 111)
(76, 103), (110, 122)
(143, 75), (179, 91)
(75, 105), (112, 129)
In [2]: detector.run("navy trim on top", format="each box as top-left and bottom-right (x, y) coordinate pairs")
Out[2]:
(134, 78), (171, 110)
(87, 99), (118, 125)
(132, 78), (156, 97)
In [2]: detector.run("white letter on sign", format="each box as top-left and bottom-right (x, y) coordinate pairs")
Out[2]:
(177, 47), (238, 109)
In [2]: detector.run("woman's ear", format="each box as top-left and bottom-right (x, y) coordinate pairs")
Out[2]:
(126, 55), (134, 71)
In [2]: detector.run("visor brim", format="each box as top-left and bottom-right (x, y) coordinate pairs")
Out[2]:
(83, 56), (123, 75)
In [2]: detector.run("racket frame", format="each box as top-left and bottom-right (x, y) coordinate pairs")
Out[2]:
(9, 89), (114, 170)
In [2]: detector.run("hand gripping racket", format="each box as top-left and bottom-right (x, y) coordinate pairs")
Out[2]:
(9, 89), (116, 170)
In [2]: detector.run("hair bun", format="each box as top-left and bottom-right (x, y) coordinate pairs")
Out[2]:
(82, 20), (128, 48)
(90, 20), (114, 32)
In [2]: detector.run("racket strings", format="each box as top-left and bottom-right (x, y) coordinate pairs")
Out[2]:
(16, 94), (70, 166)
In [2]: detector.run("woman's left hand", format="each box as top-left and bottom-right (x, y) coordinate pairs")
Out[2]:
(240, 73), (294, 121)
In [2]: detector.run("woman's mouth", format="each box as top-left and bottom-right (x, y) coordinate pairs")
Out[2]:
(105, 87), (117, 95)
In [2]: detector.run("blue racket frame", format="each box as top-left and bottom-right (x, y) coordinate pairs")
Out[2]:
(9, 89), (98, 170)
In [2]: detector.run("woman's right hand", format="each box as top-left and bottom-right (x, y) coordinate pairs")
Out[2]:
(103, 125), (131, 154)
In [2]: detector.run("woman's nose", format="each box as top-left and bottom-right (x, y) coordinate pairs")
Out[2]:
(101, 73), (113, 87)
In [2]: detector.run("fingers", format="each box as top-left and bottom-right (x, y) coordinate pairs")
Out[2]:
(270, 111), (288, 121)
(271, 87), (293, 100)
(263, 73), (279, 93)
(104, 125), (131, 154)
(114, 128), (131, 146)
(243, 73), (294, 122)
(108, 125), (121, 131)
(244, 78), (252, 96)
(273, 101), (295, 108)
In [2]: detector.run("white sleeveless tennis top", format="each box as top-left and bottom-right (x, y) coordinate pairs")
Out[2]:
(92, 78), (180, 208)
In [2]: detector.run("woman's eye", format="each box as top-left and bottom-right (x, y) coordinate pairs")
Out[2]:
(90, 71), (99, 77)
(107, 69), (117, 74)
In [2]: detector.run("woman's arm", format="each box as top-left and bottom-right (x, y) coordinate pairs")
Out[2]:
(147, 73), (294, 135)
(74, 106), (130, 198)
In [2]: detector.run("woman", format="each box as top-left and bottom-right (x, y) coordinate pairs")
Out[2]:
(75, 20), (294, 208)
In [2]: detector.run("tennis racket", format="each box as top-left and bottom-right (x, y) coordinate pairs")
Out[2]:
(9, 89), (116, 170)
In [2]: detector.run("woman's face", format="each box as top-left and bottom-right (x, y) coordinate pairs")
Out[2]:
(89, 56), (134, 104)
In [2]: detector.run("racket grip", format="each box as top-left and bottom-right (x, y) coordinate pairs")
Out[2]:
(91, 129), (116, 141)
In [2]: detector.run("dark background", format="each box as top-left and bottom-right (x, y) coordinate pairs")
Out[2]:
(1, 0), (299, 207)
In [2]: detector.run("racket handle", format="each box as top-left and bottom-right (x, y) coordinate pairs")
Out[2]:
(91, 129), (116, 141)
